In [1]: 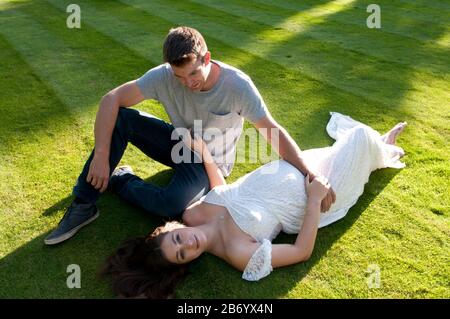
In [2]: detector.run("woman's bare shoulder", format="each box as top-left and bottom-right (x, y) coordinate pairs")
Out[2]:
(223, 238), (260, 272)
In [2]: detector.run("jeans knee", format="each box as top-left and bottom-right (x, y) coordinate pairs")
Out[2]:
(166, 184), (212, 217)
(115, 107), (134, 130)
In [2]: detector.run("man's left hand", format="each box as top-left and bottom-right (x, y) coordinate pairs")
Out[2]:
(320, 187), (336, 212)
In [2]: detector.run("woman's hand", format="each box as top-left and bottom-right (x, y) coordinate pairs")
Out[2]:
(191, 134), (207, 155)
(184, 130), (226, 188)
(304, 174), (331, 203)
(183, 130), (208, 156)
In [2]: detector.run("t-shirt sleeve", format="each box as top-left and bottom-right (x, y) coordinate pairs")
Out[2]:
(242, 239), (273, 281)
(237, 77), (268, 124)
(136, 64), (167, 100)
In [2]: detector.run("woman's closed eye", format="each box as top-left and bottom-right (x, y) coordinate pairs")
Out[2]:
(175, 234), (185, 261)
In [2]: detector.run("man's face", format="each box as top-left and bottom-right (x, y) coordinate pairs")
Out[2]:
(171, 54), (211, 92)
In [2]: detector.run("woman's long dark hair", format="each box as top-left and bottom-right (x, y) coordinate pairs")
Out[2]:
(99, 221), (189, 299)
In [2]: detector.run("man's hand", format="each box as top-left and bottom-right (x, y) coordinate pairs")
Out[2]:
(86, 154), (110, 193)
(308, 173), (336, 212)
(320, 187), (336, 212)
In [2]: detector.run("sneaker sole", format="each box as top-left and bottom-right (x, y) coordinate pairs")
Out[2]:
(44, 210), (100, 245)
(113, 165), (134, 176)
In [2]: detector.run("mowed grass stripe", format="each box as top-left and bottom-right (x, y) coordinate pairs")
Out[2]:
(44, 0), (447, 139)
(0, 35), (84, 253)
(43, 0), (183, 123)
(43, 0), (186, 125)
(43, 0), (164, 66)
(32, 3), (450, 172)
(254, 0), (450, 24)
(0, 3), (166, 156)
(183, 0), (450, 87)
(120, 0), (406, 104)
(193, 0), (450, 76)
(119, 0), (449, 114)
(0, 21), (94, 239)
(20, 0), (154, 91)
(47, 0), (415, 140)
(0, 10), (113, 114)
(0, 9), (98, 155)
(205, 0), (449, 43)
(0, 35), (72, 150)
(396, 0), (450, 12)
(49, 0), (450, 118)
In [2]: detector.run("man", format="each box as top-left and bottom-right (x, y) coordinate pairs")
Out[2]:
(44, 26), (335, 245)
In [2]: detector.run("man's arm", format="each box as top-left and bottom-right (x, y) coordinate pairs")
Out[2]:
(87, 80), (145, 193)
(254, 112), (312, 177)
(254, 112), (336, 212)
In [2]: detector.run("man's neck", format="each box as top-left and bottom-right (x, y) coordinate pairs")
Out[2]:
(201, 62), (221, 91)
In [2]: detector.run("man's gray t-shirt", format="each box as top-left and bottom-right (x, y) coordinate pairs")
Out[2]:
(136, 60), (268, 177)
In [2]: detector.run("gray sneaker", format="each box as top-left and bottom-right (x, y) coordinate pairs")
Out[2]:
(44, 201), (99, 245)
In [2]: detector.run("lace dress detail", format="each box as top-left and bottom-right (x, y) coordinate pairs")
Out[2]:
(201, 112), (405, 281)
(201, 167), (287, 242)
(242, 239), (273, 281)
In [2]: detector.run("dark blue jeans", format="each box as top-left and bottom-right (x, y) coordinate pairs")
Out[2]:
(72, 108), (210, 218)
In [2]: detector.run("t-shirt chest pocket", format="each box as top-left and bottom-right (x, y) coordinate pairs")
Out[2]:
(206, 111), (242, 132)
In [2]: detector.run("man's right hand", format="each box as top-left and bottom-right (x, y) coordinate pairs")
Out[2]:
(86, 154), (110, 193)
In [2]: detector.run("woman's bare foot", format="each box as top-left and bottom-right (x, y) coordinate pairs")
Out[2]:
(381, 122), (407, 145)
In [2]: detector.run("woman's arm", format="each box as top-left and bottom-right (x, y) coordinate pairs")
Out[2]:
(188, 134), (227, 189)
(228, 175), (330, 272)
(271, 175), (330, 268)
(201, 146), (227, 188)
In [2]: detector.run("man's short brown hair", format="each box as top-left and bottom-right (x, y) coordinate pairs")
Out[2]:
(163, 26), (207, 67)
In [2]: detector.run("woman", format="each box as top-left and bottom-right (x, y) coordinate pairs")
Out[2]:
(100, 112), (407, 298)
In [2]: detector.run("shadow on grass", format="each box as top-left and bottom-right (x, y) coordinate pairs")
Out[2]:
(0, 154), (400, 299)
(0, 169), (176, 298)
(42, 169), (175, 217)
(269, 169), (400, 297)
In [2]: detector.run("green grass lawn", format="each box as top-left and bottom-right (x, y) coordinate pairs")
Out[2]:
(0, 0), (448, 298)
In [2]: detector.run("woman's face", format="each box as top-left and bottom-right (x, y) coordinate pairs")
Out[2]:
(160, 226), (207, 264)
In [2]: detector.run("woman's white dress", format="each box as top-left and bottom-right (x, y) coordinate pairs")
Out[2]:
(200, 112), (405, 281)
